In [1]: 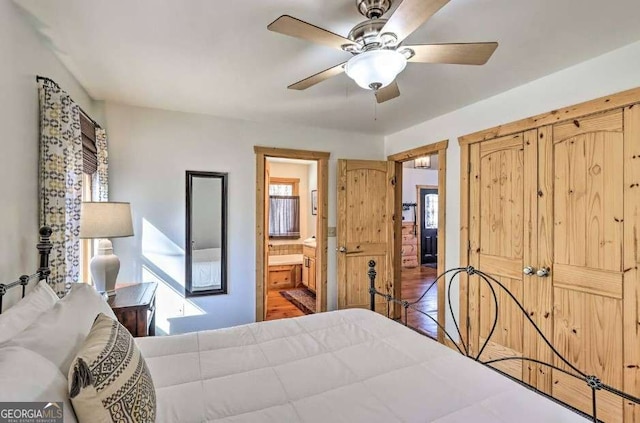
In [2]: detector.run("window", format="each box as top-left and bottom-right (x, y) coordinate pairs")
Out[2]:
(269, 178), (300, 239)
(424, 193), (438, 229)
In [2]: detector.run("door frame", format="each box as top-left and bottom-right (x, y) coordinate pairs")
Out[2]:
(254, 146), (330, 322)
(388, 139), (448, 342)
(415, 184), (438, 266)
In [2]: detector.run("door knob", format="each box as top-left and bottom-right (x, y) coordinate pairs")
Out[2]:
(338, 246), (347, 253)
(536, 267), (550, 278)
(523, 266), (535, 276)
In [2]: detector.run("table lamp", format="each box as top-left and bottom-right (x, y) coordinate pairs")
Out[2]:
(80, 202), (134, 297)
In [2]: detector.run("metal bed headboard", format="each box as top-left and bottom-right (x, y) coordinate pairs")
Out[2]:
(367, 260), (640, 423)
(0, 226), (53, 314)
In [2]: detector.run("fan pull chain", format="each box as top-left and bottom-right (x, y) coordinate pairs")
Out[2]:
(374, 97), (378, 121)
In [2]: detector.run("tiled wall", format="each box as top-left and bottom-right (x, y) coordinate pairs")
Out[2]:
(269, 244), (303, 255)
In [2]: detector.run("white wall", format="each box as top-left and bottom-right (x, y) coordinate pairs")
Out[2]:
(267, 161), (311, 244)
(401, 168), (438, 222)
(385, 39), (640, 332)
(105, 102), (384, 334)
(0, 0), (100, 308)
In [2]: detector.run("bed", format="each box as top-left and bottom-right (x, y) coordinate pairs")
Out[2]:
(191, 247), (222, 290)
(1, 227), (638, 422)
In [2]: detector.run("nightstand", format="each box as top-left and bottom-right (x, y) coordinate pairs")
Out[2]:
(107, 282), (157, 337)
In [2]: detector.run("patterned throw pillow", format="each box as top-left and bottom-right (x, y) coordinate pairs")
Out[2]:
(68, 313), (156, 423)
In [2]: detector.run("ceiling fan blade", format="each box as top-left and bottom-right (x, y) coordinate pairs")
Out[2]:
(405, 42), (498, 65)
(268, 15), (357, 50)
(288, 62), (346, 90)
(375, 81), (400, 104)
(381, 0), (450, 43)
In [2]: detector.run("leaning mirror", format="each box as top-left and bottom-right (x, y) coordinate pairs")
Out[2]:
(186, 171), (228, 296)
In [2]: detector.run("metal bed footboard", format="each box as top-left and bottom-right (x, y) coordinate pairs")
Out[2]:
(0, 226), (53, 314)
(366, 260), (640, 423)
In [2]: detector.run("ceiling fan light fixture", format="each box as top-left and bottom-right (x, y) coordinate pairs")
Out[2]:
(345, 49), (407, 90)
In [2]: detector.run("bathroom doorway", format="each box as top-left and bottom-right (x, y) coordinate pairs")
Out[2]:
(254, 147), (329, 322)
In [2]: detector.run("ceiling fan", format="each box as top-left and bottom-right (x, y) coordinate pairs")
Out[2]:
(268, 0), (498, 103)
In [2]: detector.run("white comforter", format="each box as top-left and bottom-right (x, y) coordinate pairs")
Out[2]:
(191, 248), (221, 289)
(136, 309), (586, 422)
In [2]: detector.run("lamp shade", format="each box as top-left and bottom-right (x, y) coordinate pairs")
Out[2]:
(80, 202), (134, 239)
(414, 156), (431, 169)
(345, 49), (407, 90)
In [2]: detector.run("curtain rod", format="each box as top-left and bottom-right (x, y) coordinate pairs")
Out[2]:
(36, 75), (102, 129)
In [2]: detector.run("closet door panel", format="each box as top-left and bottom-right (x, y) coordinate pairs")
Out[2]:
(551, 109), (625, 421)
(469, 133), (527, 380)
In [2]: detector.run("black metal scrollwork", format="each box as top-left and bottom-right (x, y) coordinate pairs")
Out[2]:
(367, 260), (640, 423)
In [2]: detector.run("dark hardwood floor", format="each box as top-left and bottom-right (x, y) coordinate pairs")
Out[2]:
(401, 265), (438, 338)
(265, 289), (304, 321)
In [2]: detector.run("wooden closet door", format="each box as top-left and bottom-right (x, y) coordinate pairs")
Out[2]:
(469, 132), (533, 380)
(545, 109), (625, 422)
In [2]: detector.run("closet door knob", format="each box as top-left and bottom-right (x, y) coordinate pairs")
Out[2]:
(523, 266), (535, 276)
(338, 246), (347, 253)
(536, 267), (550, 278)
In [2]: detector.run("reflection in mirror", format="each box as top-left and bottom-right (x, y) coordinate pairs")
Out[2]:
(186, 171), (227, 296)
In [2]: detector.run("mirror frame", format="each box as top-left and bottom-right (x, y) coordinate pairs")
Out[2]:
(185, 170), (228, 297)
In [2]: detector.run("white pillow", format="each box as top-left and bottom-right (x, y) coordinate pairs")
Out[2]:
(7, 283), (116, 375)
(0, 346), (78, 423)
(0, 280), (59, 343)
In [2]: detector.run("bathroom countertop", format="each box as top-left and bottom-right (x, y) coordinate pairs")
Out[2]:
(269, 254), (304, 266)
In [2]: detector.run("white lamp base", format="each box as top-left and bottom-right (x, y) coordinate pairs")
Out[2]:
(90, 239), (120, 298)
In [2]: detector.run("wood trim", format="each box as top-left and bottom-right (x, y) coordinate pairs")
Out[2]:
(269, 177), (300, 195)
(317, 158), (329, 313)
(623, 104), (640, 421)
(393, 161), (403, 319)
(458, 142), (470, 349)
(436, 148), (447, 344)
(389, 139), (449, 343)
(256, 152), (266, 321)
(387, 139), (449, 161)
(458, 86), (640, 145)
(254, 146), (330, 160)
(255, 148), (329, 321)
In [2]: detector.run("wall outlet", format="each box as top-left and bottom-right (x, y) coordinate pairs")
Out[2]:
(328, 226), (337, 237)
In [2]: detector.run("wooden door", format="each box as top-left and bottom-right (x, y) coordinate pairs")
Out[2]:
(546, 109), (626, 422)
(419, 187), (438, 265)
(337, 160), (395, 312)
(468, 132), (533, 381)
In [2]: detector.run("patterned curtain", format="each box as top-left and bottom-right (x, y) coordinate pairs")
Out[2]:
(93, 127), (109, 201)
(38, 79), (83, 297)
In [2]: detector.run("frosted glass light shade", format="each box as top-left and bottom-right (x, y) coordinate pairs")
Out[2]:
(345, 49), (407, 90)
(414, 156), (431, 169)
(80, 202), (134, 239)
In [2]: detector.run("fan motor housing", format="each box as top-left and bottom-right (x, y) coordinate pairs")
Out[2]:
(356, 0), (392, 19)
(348, 19), (387, 48)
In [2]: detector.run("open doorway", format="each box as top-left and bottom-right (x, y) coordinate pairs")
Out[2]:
(254, 147), (329, 322)
(389, 140), (448, 342)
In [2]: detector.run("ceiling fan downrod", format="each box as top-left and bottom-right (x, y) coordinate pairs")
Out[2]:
(356, 0), (392, 19)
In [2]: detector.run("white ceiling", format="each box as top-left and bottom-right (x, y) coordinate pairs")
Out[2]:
(15, 0), (640, 135)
